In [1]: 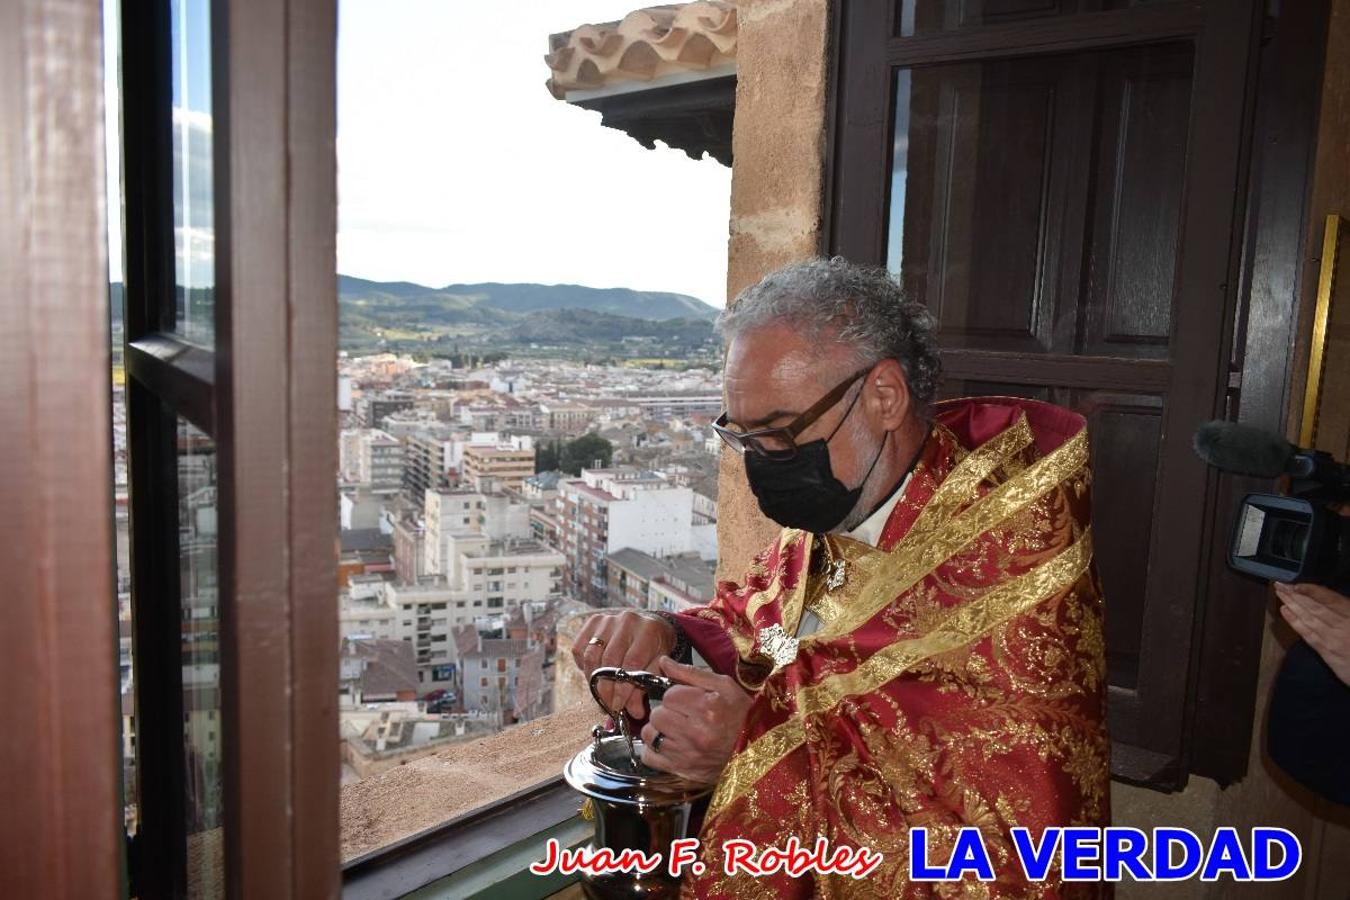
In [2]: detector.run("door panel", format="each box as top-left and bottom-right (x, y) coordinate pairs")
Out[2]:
(892, 58), (1063, 352)
(1081, 44), (1192, 357)
(833, 0), (1262, 785)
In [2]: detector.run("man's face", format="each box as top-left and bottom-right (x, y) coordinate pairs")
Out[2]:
(723, 322), (877, 488)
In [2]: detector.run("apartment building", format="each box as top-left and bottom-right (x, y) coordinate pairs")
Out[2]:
(556, 467), (696, 605)
(401, 431), (454, 501)
(357, 429), (404, 490)
(459, 636), (547, 722)
(461, 438), (535, 492)
(381, 537), (563, 688)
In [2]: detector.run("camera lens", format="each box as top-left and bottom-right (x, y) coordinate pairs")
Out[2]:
(1266, 519), (1309, 562)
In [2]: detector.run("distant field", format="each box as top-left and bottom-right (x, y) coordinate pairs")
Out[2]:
(622, 358), (684, 368)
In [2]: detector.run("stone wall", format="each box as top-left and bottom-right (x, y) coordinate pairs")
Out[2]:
(716, 0), (834, 580)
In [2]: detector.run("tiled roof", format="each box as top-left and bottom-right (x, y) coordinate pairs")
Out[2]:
(343, 638), (418, 698)
(467, 638), (532, 660)
(545, 2), (737, 100)
(451, 624), (480, 658)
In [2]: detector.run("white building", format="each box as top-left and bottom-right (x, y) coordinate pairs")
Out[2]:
(382, 537), (563, 688)
(339, 428), (364, 482)
(339, 589), (397, 642)
(557, 468), (698, 605)
(424, 488), (533, 576)
(337, 374), (353, 412)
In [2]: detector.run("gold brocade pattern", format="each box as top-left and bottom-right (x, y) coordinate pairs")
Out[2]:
(683, 403), (1112, 899)
(805, 425), (1088, 644)
(708, 529), (1094, 816)
(900, 418), (1034, 553)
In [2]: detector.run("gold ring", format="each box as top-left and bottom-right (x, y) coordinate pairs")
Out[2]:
(587, 637), (606, 649)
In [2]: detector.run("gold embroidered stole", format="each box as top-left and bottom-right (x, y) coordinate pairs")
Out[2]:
(708, 412), (1094, 819)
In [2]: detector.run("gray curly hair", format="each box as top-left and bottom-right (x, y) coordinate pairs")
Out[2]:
(716, 257), (942, 414)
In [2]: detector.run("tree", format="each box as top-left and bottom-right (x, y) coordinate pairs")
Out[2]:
(535, 440), (559, 473)
(560, 434), (613, 475)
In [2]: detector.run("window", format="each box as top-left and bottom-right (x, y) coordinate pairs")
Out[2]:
(101, 0), (339, 891)
(323, 0), (732, 885)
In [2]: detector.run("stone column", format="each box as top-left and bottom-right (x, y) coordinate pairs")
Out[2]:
(716, 0), (833, 580)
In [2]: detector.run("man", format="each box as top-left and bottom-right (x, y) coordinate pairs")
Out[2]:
(574, 258), (1110, 898)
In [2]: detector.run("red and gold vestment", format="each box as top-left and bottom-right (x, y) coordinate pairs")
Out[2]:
(675, 397), (1111, 899)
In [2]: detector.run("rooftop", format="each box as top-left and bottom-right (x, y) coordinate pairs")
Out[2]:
(341, 528), (393, 554)
(608, 547), (715, 599)
(465, 638), (532, 660)
(544, 2), (737, 166)
(545, 2), (736, 100)
(342, 638), (418, 698)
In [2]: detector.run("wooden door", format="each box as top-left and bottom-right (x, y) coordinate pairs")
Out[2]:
(830, 0), (1264, 786)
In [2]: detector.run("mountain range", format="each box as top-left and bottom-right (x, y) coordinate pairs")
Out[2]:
(111, 277), (722, 354)
(338, 275), (718, 323)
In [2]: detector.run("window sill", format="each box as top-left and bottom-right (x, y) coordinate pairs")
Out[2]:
(342, 778), (585, 899)
(341, 704), (597, 897)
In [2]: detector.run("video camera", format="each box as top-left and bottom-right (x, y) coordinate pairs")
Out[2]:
(1194, 421), (1350, 585)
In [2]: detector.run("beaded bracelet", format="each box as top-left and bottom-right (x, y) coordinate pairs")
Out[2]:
(642, 609), (691, 664)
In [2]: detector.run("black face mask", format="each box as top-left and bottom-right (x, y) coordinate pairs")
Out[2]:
(744, 389), (888, 534)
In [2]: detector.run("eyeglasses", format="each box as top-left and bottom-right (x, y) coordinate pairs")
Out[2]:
(712, 366), (872, 460)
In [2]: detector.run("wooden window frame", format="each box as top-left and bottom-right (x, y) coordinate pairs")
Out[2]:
(0, 0), (125, 892)
(5, 0), (585, 896)
(119, 0), (340, 894)
(822, 0), (1333, 789)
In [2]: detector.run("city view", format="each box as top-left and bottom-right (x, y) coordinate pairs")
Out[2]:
(113, 281), (731, 855)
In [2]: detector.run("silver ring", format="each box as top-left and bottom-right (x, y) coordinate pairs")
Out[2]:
(651, 732), (665, 753)
(587, 637), (606, 649)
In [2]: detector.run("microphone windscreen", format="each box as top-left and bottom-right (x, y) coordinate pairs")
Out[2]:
(1192, 420), (1293, 477)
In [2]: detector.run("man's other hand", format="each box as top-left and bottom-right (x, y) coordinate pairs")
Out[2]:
(639, 656), (753, 786)
(1276, 581), (1350, 686)
(572, 610), (676, 719)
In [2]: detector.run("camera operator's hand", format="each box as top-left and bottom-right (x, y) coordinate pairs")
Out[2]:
(1276, 581), (1350, 687)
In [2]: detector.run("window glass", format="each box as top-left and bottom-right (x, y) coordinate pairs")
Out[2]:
(894, 0), (1176, 36)
(886, 44), (1194, 359)
(178, 416), (222, 897)
(103, 0), (138, 844)
(171, 0), (215, 346)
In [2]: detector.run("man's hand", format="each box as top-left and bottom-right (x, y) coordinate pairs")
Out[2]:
(1275, 581), (1350, 686)
(572, 609), (676, 719)
(639, 656), (754, 786)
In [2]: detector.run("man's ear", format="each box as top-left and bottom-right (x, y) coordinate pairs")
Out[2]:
(866, 358), (911, 431)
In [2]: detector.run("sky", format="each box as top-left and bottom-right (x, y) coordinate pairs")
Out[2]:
(106, 1), (734, 308)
